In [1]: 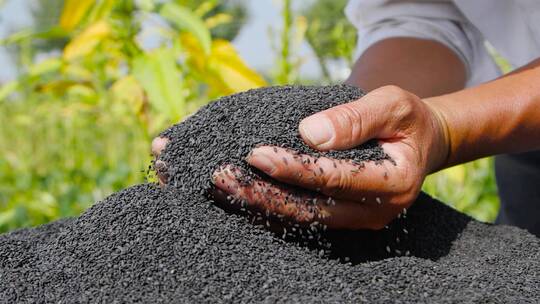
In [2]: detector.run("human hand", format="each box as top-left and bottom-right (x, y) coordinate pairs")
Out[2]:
(152, 85), (449, 230)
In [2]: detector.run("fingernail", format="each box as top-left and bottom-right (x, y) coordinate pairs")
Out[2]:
(299, 115), (333, 148)
(154, 160), (169, 185)
(249, 153), (276, 175)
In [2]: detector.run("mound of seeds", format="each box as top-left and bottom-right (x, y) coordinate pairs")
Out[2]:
(1, 85), (539, 303)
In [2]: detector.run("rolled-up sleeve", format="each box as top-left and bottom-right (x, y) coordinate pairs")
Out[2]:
(345, 0), (501, 86)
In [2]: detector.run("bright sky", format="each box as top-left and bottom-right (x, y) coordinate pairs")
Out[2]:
(0, 0), (33, 81)
(0, 0), (348, 82)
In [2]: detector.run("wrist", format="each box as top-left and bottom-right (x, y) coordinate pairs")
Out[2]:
(423, 96), (452, 173)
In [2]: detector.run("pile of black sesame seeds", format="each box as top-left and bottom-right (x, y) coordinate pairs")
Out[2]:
(1, 85), (538, 303)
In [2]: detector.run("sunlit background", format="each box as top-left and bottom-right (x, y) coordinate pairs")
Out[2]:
(0, 0), (500, 233)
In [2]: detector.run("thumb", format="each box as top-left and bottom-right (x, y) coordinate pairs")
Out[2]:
(299, 90), (396, 151)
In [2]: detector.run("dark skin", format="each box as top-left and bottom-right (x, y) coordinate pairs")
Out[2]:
(153, 37), (540, 230)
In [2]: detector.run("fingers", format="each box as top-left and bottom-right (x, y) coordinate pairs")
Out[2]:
(246, 146), (405, 201)
(151, 137), (169, 157)
(212, 165), (329, 224)
(154, 160), (169, 186)
(299, 85), (414, 151)
(319, 199), (403, 230)
(212, 162), (413, 230)
(211, 164), (404, 230)
(151, 137), (170, 186)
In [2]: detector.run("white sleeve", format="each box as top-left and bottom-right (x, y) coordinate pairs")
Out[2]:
(345, 0), (501, 86)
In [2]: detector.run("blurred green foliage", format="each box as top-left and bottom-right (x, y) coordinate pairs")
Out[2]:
(0, 83), (149, 230)
(0, 0), (501, 232)
(0, 0), (265, 232)
(423, 159), (499, 223)
(303, 0), (357, 81)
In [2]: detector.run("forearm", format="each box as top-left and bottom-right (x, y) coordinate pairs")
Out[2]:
(346, 37), (466, 98)
(347, 37), (540, 170)
(426, 59), (540, 169)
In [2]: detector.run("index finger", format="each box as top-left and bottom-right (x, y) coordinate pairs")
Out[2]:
(247, 146), (404, 201)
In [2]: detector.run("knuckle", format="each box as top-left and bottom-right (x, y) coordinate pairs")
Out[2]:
(327, 104), (363, 146)
(393, 97), (418, 120)
(381, 85), (409, 99)
(324, 169), (353, 196)
(375, 86), (419, 120)
(266, 165), (281, 178)
(330, 105), (360, 127)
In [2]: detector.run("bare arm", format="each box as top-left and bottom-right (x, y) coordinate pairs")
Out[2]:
(346, 37), (467, 98)
(427, 58), (540, 168)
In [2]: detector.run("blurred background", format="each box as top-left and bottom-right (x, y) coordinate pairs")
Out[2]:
(0, 0), (501, 233)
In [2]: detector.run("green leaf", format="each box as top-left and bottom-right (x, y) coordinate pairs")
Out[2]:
(0, 81), (19, 101)
(0, 209), (16, 228)
(194, 1), (219, 17)
(0, 27), (67, 46)
(59, 0), (96, 31)
(86, 0), (116, 23)
(132, 48), (186, 122)
(137, 0), (155, 11)
(160, 2), (211, 55)
(63, 20), (111, 60)
(28, 58), (63, 77)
